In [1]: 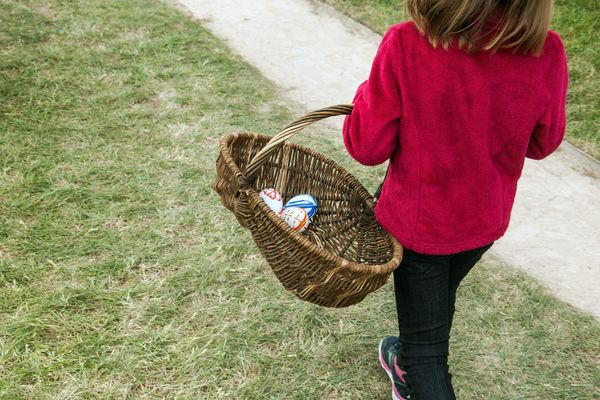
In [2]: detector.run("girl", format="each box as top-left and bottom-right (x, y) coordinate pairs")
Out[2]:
(342, 1), (568, 399)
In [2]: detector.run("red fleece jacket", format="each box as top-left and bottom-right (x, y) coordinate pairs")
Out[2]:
(343, 21), (568, 255)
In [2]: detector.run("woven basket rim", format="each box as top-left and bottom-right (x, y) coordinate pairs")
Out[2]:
(219, 130), (403, 275)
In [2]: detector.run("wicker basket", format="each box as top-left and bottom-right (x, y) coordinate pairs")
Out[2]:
(212, 105), (403, 307)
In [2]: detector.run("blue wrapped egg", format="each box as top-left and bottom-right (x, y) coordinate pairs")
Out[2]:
(285, 194), (318, 218)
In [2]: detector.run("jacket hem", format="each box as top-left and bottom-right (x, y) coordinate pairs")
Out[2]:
(375, 210), (509, 255)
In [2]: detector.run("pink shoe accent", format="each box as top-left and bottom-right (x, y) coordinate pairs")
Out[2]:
(393, 355), (407, 384)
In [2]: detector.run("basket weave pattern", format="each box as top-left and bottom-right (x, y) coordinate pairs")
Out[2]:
(213, 105), (403, 307)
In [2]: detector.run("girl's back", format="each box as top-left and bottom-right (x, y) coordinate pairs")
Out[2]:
(343, 17), (568, 255)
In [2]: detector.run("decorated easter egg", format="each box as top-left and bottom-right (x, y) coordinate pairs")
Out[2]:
(285, 194), (318, 218)
(280, 206), (310, 233)
(259, 188), (283, 214)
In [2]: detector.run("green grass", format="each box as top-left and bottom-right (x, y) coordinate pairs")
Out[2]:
(1, 0), (599, 399)
(323, 0), (600, 159)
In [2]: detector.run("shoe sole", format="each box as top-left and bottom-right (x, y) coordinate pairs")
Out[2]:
(378, 338), (406, 400)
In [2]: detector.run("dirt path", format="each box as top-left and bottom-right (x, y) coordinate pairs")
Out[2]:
(177, 0), (600, 320)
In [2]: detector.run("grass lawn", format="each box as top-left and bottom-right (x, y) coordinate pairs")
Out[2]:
(1, 0), (599, 399)
(323, 0), (600, 159)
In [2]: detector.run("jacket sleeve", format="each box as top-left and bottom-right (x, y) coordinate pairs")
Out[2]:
(342, 26), (402, 166)
(526, 34), (569, 160)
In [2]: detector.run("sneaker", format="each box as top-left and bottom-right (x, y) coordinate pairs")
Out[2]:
(379, 336), (412, 400)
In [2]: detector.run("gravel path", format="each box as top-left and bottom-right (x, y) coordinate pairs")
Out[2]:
(177, 0), (600, 320)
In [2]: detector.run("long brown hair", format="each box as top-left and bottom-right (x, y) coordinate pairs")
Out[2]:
(406, 0), (554, 56)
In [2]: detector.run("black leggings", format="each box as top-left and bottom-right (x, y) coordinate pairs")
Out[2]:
(393, 242), (494, 400)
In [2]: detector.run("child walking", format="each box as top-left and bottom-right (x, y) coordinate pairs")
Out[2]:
(342, 1), (568, 399)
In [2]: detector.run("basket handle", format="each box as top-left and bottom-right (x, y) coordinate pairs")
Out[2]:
(239, 104), (354, 185)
